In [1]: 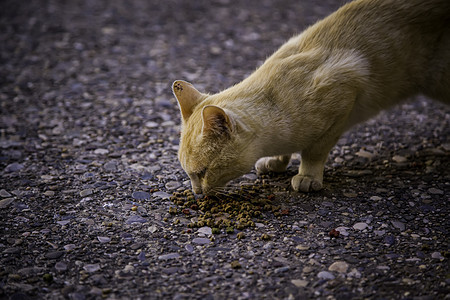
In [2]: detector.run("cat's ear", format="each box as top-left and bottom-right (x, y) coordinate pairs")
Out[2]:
(201, 105), (233, 137)
(172, 80), (206, 121)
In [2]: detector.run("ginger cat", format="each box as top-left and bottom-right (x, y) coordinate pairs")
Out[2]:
(172, 0), (450, 194)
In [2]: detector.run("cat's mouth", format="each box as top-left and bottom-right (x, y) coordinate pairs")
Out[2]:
(191, 181), (220, 196)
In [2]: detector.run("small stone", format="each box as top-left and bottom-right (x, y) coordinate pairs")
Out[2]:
(431, 252), (444, 260)
(64, 244), (76, 251)
(374, 230), (386, 236)
(185, 244), (194, 253)
(197, 226), (212, 236)
(126, 215), (147, 224)
(45, 251), (64, 259)
(392, 155), (407, 164)
(165, 181), (181, 190)
(355, 149), (375, 159)
(391, 220), (405, 231)
(291, 279), (308, 288)
(428, 188), (444, 195)
(370, 196), (382, 201)
(5, 162), (24, 172)
(4, 247), (21, 254)
(44, 191), (55, 197)
(97, 236), (110, 243)
(347, 268), (361, 278)
(57, 220), (70, 226)
(192, 237), (211, 245)
(152, 191), (171, 199)
(138, 251), (146, 261)
(94, 148), (109, 155)
(317, 271), (335, 280)
(353, 222), (368, 230)
(296, 245), (310, 251)
(335, 227), (349, 236)
(274, 266), (290, 274)
(0, 198), (15, 209)
(41, 175), (54, 181)
(132, 191), (150, 200)
(343, 192), (358, 198)
(392, 155), (407, 163)
(104, 161), (117, 172)
(158, 253), (180, 260)
(384, 235), (396, 246)
(80, 189), (93, 197)
(55, 262), (67, 272)
(83, 264), (100, 273)
(130, 242), (145, 250)
(328, 261), (349, 273)
(0, 189), (12, 197)
(123, 264), (134, 273)
(145, 121), (159, 128)
(148, 225), (157, 233)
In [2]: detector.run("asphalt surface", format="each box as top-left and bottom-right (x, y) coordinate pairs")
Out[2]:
(1, 0), (449, 299)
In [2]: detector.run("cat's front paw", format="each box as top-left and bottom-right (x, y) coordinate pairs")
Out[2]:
(255, 156), (290, 174)
(291, 174), (323, 192)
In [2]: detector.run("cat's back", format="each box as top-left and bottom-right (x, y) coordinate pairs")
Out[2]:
(301, 0), (450, 51)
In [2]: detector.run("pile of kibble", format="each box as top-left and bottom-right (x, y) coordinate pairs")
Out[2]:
(170, 186), (287, 232)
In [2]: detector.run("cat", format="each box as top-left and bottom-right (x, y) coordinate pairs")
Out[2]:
(172, 0), (450, 195)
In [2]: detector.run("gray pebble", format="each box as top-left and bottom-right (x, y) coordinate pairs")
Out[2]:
(97, 236), (111, 243)
(0, 198), (15, 209)
(126, 215), (147, 224)
(138, 251), (146, 261)
(45, 251), (65, 259)
(153, 191), (171, 199)
(391, 220), (405, 231)
(353, 222), (368, 230)
(384, 235), (396, 246)
(83, 264), (100, 273)
(4, 162), (24, 172)
(165, 181), (181, 190)
(197, 226), (212, 236)
(328, 261), (349, 273)
(185, 244), (194, 253)
(55, 262), (67, 272)
(431, 252), (444, 260)
(104, 161), (117, 172)
(0, 189), (12, 198)
(192, 238), (211, 245)
(274, 266), (290, 274)
(317, 271), (335, 280)
(79, 189), (93, 197)
(428, 188), (444, 195)
(132, 191), (150, 200)
(158, 253), (180, 260)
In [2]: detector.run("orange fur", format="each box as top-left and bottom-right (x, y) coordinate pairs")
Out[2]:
(173, 0), (450, 194)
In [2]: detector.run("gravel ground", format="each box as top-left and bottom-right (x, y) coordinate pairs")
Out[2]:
(1, 0), (449, 299)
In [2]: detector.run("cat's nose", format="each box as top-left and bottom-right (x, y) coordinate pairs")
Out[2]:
(192, 186), (203, 194)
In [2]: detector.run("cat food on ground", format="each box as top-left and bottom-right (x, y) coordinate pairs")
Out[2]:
(170, 188), (282, 231)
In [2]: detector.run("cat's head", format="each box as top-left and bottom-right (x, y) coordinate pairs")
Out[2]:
(172, 80), (255, 194)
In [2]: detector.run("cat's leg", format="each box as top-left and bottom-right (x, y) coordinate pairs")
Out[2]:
(291, 139), (336, 192)
(255, 154), (291, 174)
(292, 149), (328, 192)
